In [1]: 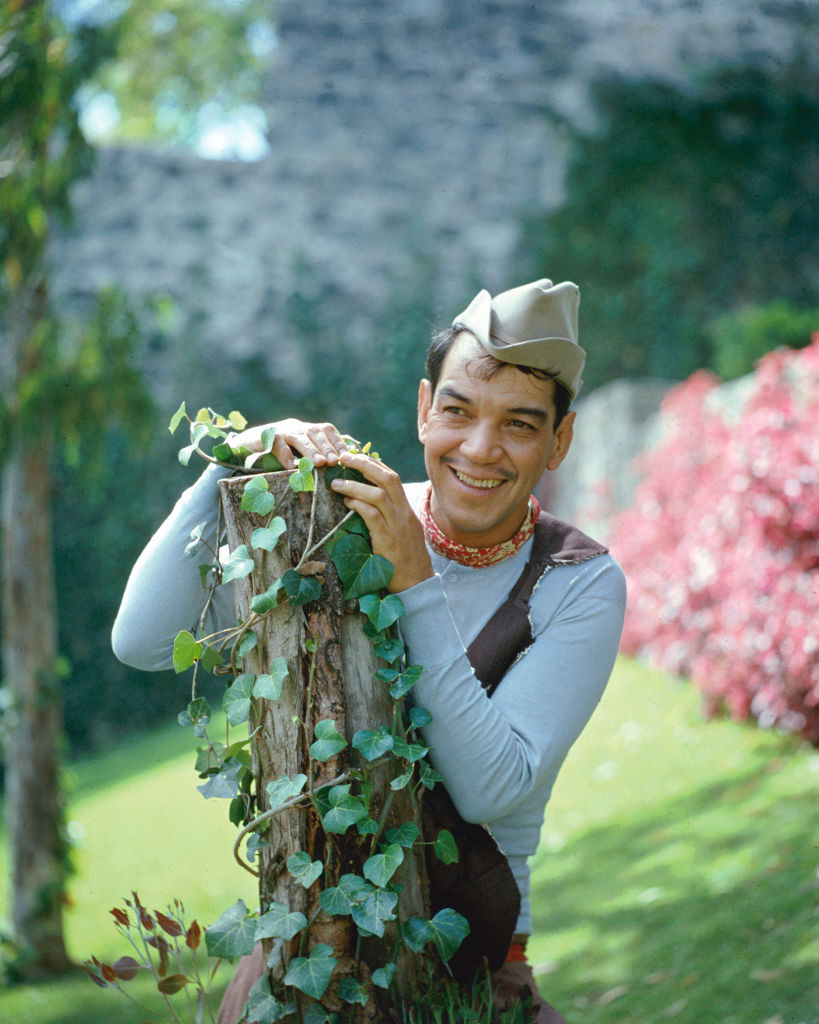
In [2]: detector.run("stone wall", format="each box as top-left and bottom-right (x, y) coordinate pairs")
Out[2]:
(50, 0), (818, 484)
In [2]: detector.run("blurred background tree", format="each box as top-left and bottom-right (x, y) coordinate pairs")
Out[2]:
(520, 61), (819, 390)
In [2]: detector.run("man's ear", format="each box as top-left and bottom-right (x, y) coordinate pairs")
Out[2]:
(417, 379), (432, 443)
(546, 410), (575, 471)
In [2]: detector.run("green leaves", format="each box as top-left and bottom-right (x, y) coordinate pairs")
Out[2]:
(289, 457), (316, 493)
(330, 533), (393, 599)
(402, 908), (470, 962)
(322, 785), (369, 835)
(255, 902), (307, 942)
(287, 851), (323, 889)
(205, 900), (257, 959)
(251, 517), (287, 551)
(283, 944), (336, 1000)
(377, 664), (423, 699)
(358, 593), (404, 632)
(363, 843), (404, 887)
(351, 725), (394, 762)
(242, 476), (277, 516)
(434, 829), (459, 865)
(309, 719), (346, 762)
(253, 657), (288, 700)
(173, 630), (201, 673)
(223, 673), (255, 726)
(282, 568), (322, 607)
(244, 978), (295, 1023)
(222, 544), (255, 583)
(266, 773), (307, 809)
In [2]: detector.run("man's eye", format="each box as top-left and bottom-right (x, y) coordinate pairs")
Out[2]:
(510, 419), (535, 431)
(443, 406), (466, 416)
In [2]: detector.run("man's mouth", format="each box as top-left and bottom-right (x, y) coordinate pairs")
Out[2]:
(452, 468), (505, 489)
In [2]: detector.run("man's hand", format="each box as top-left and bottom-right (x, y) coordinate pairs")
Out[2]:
(330, 451), (433, 594)
(231, 418), (350, 470)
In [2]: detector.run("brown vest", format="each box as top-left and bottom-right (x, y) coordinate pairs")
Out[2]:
(425, 512), (607, 981)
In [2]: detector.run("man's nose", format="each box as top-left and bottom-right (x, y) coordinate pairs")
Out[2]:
(460, 422), (501, 462)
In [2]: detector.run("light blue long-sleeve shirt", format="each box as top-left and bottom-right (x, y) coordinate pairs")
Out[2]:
(112, 465), (626, 933)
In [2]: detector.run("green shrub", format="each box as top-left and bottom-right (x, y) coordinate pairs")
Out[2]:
(708, 299), (819, 379)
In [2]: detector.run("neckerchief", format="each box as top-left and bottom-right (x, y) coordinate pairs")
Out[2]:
(419, 483), (541, 568)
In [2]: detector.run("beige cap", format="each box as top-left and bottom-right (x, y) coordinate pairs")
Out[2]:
(452, 278), (586, 401)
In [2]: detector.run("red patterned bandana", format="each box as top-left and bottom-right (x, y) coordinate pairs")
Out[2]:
(419, 483), (541, 568)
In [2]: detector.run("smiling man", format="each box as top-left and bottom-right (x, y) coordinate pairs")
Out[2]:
(113, 279), (627, 1023)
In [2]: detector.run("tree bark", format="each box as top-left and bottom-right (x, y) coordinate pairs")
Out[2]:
(1, 437), (71, 977)
(219, 471), (431, 1018)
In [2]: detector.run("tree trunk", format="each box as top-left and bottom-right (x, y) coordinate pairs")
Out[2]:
(1, 438), (71, 977)
(219, 470), (431, 1018)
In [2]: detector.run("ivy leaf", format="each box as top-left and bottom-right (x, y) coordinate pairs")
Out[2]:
(373, 633), (405, 664)
(178, 696), (210, 731)
(237, 630), (258, 658)
(309, 719), (347, 762)
(434, 829), (459, 865)
(266, 773), (307, 810)
(289, 457), (316, 493)
(303, 1004), (340, 1024)
(282, 568), (322, 607)
(409, 706), (432, 728)
(201, 644), (223, 673)
(337, 977), (369, 1006)
(185, 521), (207, 557)
(254, 657), (289, 700)
(358, 593), (404, 632)
(168, 401), (187, 434)
(388, 664), (423, 699)
(173, 631), (202, 673)
(351, 888), (398, 938)
(362, 843), (404, 887)
(390, 768), (413, 791)
(283, 943), (336, 999)
(244, 976), (294, 1023)
(255, 903), (307, 942)
(251, 579), (283, 615)
(222, 545), (255, 583)
(318, 874), (372, 916)
(205, 900), (257, 959)
(196, 757), (244, 800)
(351, 726), (394, 762)
(402, 909), (470, 962)
(330, 533), (394, 599)
(392, 737), (429, 763)
(251, 517), (287, 551)
(419, 760), (444, 788)
(287, 851), (323, 889)
(242, 476), (277, 516)
(372, 962), (397, 989)
(385, 821), (421, 848)
(323, 785), (369, 835)
(223, 673), (256, 726)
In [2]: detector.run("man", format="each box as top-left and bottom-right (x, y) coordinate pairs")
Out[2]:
(113, 279), (626, 1023)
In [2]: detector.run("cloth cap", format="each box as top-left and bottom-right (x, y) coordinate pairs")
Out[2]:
(452, 278), (586, 401)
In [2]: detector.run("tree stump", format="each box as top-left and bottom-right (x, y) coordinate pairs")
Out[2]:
(219, 469), (433, 1019)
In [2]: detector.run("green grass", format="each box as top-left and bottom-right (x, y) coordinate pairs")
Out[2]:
(2, 658), (818, 1024)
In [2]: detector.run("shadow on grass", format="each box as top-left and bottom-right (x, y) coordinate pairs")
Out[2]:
(531, 762), (819, 1024)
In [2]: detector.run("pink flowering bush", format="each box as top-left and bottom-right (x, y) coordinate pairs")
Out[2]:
(610, 338), (819, 743)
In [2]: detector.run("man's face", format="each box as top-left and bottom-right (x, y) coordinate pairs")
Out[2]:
(417, 332), (574, 547)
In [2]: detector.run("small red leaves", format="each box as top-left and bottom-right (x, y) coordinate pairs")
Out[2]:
(155, 910), (183, 937)
(110, 907), (130, 927)
(157, 973), (191, 995)
(186, 920), (202, 950)
(113, 955), (141, 981)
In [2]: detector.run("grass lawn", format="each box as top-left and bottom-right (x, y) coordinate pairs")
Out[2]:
(2, 657), (818, 1023)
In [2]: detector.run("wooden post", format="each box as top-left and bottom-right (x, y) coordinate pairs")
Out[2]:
(219, 469), (431, 1019)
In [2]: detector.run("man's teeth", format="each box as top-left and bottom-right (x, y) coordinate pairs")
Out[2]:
(454, 470), (503, 489)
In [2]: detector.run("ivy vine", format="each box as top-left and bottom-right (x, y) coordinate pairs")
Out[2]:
(167, 405), (468, 1022)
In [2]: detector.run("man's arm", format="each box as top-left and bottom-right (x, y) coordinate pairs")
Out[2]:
(111, 419), (355, 670)
(399, 556), (627, 824)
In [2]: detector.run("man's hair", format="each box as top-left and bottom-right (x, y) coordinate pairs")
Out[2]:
(425, 327), (572, 428)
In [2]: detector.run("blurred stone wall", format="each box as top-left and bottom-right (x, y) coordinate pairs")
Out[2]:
(50, 0), (817, 482)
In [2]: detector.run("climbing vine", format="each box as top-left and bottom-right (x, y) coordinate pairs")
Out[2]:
(85, 404), (468, 1023)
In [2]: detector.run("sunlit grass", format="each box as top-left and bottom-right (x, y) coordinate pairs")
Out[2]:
(2, 658), (818, 1023)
